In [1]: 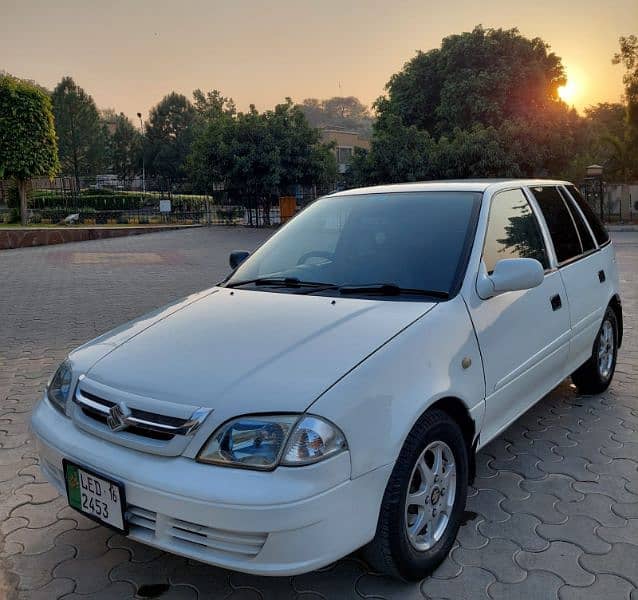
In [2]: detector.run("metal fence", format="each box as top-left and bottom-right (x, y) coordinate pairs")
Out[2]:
(0, 176), (330, 227)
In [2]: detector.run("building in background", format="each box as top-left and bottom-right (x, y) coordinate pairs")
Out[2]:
(320, 128), (370, 174)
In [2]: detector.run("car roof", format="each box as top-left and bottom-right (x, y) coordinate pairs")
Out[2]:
(328, 179), (572, 197)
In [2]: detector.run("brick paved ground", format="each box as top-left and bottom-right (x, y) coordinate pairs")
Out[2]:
(0, 228), (636, 599)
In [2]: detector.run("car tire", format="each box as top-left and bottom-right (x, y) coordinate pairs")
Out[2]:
(571, 307), (618, 395)
(363, 409), (468, 581)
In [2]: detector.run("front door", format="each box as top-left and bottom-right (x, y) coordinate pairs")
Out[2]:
(464, 188), (571, 444)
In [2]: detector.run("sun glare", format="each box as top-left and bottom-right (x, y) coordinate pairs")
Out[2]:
(558, 79), (577, 104)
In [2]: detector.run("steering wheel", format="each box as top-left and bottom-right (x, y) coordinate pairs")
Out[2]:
(296, 251), (334, 266)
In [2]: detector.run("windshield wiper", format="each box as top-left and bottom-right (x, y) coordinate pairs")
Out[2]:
(226, 277), (335, 289)
(337, 283), (449, 299)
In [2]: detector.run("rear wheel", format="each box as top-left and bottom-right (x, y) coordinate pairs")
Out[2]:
(571, 307), (618, 394)
(364, 410), (468, 581)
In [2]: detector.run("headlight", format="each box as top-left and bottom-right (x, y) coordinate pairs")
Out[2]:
(197, 414), (347, 470)
(46, 359), (73, 414)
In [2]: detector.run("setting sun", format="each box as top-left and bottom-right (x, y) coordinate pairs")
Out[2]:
(558, 79), (578, 104)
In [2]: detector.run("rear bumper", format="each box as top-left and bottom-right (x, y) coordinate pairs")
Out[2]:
(31, 396), (391, 575)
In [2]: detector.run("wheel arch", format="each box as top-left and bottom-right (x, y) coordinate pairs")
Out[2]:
(609, 294), (623, 348)
(423, 396), (478, 485)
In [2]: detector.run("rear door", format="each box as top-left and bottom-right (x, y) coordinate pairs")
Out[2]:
(528, 185), (607, 372)
(465, 188), (571, 444)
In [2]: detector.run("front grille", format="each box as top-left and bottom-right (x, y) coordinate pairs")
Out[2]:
(74, 389), (210, 442)
(80, 405), (174, 441)
(126, 504), (268, 558)
(126, 505), (157, 534)
(167, 517), (267, 557)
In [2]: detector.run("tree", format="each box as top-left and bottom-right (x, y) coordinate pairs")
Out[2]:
(0, 74), (59, 224)
(265, 99), (336, 189)
(192, 88), (236, 120)
(188, 100), (336, 215)
(611, 35), (638, 179)
(144, 92), (197, 184)
(103, 112), (142, 181)
(350, 26), (579, 184)
(51, 76), (105, 189)
(298, 96), (373, 137)
(382, 26), (566, 135)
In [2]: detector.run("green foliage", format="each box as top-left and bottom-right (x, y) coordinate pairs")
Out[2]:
(51, 77), (105, 185)
(188, 99), (336, 201)
(144, 92), (198, 181)
(298, 96), (373, 137)
(382, 26), (566, 135)
(103, 112), (142, 180)
(611, 34), (638, 178)
(351, 26), (583, 183)
(0, 74), (59, 180)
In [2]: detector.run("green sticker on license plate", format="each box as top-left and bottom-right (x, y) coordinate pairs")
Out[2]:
(66, 464), (82, 510)
(63, 460), (127, 532)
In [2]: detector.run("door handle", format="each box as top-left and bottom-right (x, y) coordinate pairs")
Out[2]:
(598, 270), (606, 283)
(550, 294), (562, 311)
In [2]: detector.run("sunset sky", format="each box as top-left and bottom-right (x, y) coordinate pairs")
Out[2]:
(1, 0), (635, 121)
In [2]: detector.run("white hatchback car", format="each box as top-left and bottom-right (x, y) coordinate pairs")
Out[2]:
(32, 180), (622, 580)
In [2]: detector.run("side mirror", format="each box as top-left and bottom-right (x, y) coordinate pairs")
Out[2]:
(477, 258), (544, 299)
(229, 251), (250, 270)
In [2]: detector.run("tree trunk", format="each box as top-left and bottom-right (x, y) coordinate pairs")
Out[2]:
(17, 178), (29, 226)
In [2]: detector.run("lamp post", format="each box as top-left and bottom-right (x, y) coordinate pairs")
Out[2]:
(586, 164), (604, 221)
(137, 112), (146, 194)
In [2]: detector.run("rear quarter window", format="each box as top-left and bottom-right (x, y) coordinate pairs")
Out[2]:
(564, 185), (610, 246)
(530, 186), (583, 264)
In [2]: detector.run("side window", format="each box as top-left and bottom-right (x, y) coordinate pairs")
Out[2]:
(530, 186), (582, 264)
(564, 184), (610, 245)
(558, 187), (596, 252)
(482, 189), (548, 274)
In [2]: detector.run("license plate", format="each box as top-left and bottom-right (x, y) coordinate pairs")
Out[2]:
(63, 460), (127, 532)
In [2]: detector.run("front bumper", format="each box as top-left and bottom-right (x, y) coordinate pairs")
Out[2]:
(31, 397), (392, 575)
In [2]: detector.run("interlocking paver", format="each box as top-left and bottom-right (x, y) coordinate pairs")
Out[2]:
(293, 559), (368, 599)
(558, 574), (636, 600)
(422, 566), (495, 599)
(516, 541), (594, 586)
(453, 538), (526, 583)
(612, 501), (638, 519)
(18, 577), (74, 600)
(597, 519), (638, 545)
(54, 549), (130, 595)
(1, 229), (636, 599)
(520, 473), (584, 502)
(465, 488), (509, 523)
(488, 571), (564, 600)
(573, 475), (638, 503)
(474, 471), (530, 501)
(580, 542), (638, 587)
(501, 492), (568, 524)
(58, 581), (136, 600)
(4, 519), (76, 556)
(557, 493), (627, 527)
(537, 515), (612, 554)
(229, 572), (300, 599)
(108, 534), (164, 563)
(455, 515), (490, 549)
(358, 572), (426, 599)
(12, 543), (75, 591)
(55, 527), (112, 559)
(478, 513), (550, 552)
(167, 560), (232, 597)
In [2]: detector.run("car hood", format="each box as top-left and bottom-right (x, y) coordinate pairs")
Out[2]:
(76, 287), (436, 416)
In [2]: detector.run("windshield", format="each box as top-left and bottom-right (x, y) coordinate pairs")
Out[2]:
(226, 191), (481, 296)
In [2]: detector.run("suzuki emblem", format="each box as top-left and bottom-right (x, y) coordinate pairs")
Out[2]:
(107, 401), (132, 432)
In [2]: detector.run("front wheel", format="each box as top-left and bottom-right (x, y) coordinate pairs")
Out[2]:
(363, 410), (468, 581)
(571, 307), (618, 394)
